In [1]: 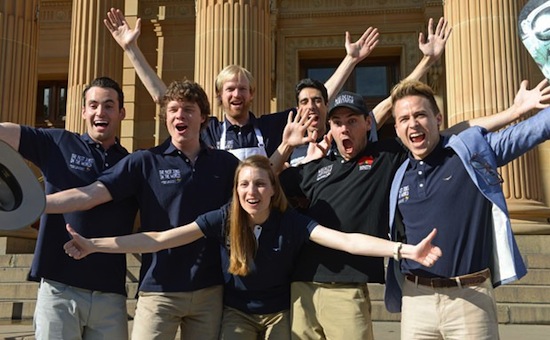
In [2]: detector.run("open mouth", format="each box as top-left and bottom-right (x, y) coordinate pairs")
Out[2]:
(410, 132), (425, 143)
(175, 123), (187, 132)
(342, 139), (353, 151)
(94, 120), (108, 128)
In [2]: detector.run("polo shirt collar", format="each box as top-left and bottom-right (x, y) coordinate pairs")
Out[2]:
(223, 112), (257, 131)
(82, 133), (125, 153)
(407, 135), (446, 166)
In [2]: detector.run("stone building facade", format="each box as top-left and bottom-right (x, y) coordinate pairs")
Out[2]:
(1, 0), (549, 236)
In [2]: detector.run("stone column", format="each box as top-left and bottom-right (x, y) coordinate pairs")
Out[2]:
(444, 0), (550, 233)
(195, 0), (272, 120)
(0, 0), (39, 125)
(64, 0), (124, 134)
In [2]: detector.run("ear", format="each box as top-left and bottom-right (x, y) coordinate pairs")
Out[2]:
(81, 106), (86, 119)
(119, 107), (126, 121)
(436, 112), (443, 127)
(365, 113), (372, 131)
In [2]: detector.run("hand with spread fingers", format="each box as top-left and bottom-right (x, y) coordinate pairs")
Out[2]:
(104, 8), (141, 51)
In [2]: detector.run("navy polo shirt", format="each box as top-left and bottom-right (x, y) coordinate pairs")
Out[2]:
(201, 110), (289, 156)
(281, 138), (408, 284)
(196, 205), (317, 314)
(98, 138), (240, 293)
(18, 127), (138, 295)
(397, 141), (492, 278)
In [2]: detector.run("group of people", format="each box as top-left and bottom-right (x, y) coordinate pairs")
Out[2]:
(2, 6), (550, 340)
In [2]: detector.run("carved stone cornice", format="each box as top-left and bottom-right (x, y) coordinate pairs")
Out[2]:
(37, 0), (71, 25)
(277, 0), (425, 18)
(139, 0), (195, 20)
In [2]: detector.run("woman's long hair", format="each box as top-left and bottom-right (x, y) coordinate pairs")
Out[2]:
(227, 155), (288, 276)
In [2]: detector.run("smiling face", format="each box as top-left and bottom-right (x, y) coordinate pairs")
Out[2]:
(297, 87), (328, 136)
(393, 95), (442, 160)
(218, 73), (254, 125)
(165, 99), (205, 150)
(81, 86), (125, 149)
(329, 108), (371, 161)
(237, 165), (274, 224)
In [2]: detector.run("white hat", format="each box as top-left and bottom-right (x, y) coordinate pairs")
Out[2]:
(0, 140), (45, 230)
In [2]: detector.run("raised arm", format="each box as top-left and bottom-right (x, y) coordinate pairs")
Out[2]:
(444, 79), (550, 135)
(104, 8), (167, 103)
(46, 181), (113, 214)
(63, 222), (205, 259)
(324, 27), (380, 101)
(373, 17), (452, 127)
(0, 122), (22, 150)
(310, 226), (441, 267)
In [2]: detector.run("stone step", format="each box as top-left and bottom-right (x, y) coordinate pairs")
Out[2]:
(511, 269), (550, 285)
(522, 253), (550, 269)
(515, 235), (550, 255)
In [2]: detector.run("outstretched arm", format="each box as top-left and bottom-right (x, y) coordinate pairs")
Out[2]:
(310, 226), (441, 267)
(444, 79), (550, 134)
(63, 222), (205, 259)
(0, 122), (22, 150)
(324, 27), (380, 101)
(373, 17), (452, 127)
(46, 181), (113, 214)
(104, 8), (167, 103)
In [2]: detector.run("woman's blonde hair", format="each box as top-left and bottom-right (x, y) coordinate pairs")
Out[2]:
(227, 155), (288, 276)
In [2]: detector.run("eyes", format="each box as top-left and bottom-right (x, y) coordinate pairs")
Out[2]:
(331, 117), (359, 127)
(299, 97), (324, 106)
(396, 112), (428, 124)
(238, 180), (269, 190)
(88, 102), (115, 110)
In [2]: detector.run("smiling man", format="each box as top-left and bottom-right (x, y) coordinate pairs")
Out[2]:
(45, 80), (240, 340)
(0, 77), (139, 339)
(385, 79), (550, 339)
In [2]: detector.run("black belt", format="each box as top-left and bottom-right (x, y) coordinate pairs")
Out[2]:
(405, 268), (491, 288)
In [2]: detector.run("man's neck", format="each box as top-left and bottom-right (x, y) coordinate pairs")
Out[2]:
(172, 138), (201, 163)
(225, 112), (250, 127)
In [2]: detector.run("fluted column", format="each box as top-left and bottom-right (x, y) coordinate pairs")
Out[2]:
(0, 0), (39, 125)
(195, 0), (272, 119)
(65, 0), (124, 134)
(444, 0), (550, 233)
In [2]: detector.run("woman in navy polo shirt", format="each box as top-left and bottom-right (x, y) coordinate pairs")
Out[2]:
(63, 155), (440, 339)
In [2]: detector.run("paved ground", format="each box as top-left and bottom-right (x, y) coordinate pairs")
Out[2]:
(0, 321), (550, 340)
(1, 320), (550, 339)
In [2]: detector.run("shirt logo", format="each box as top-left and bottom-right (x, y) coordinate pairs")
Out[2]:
(397, 185), (410, 204)
(159, 169), (182, 184)
(358, 155), (374, 171)
(316, 165), (333, 181)
(69, 153), (94, 171)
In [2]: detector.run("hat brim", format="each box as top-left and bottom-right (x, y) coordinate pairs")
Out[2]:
(0, 140), (45, 230)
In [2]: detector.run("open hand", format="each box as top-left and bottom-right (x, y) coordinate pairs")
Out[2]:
(104, 8), (141, 50)
(345, 27), (379, 63)
(419, 17), (452, 61)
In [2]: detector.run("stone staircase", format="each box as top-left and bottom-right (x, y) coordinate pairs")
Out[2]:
(0, 235), (549, 324)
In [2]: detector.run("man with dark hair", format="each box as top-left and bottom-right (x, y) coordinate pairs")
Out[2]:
(45, 80), (240, 340)
(0, 77), (138, 339)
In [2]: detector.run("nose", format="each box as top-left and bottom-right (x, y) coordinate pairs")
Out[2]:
(408, 116), (419, 128)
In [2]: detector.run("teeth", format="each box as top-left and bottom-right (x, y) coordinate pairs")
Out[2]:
(94, 121), (108, 126)
(247, 199), (259, 204)
(410, 132), (423, 138)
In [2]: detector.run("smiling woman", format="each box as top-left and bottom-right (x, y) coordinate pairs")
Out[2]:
(62, 155), (440, 339)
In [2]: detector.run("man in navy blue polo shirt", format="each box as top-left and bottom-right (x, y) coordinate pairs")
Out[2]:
(46, 80), (240, 340)
(102, 8), (380, 160)
(0, 77), (138, 339)
(274, 76), (550, 339)
(385, 79), (550, 339)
